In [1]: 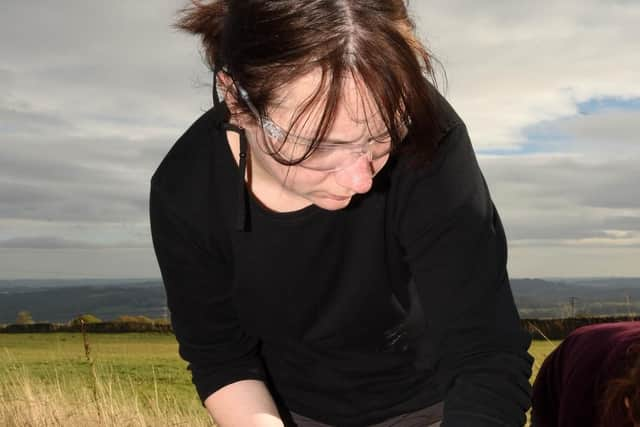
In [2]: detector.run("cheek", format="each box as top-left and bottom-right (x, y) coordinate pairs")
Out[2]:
(276, 165), (327, 189)
(293, 169), (329, 188)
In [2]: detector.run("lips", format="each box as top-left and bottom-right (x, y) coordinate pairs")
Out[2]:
(325, 193), (353, 200)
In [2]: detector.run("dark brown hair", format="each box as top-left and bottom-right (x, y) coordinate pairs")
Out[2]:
(172, 0), (448, 171)
(598, 341), (640, 427)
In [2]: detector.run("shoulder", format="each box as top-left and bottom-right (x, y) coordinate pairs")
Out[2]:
(566, 321), (640, 348)
(149, 106), (221, 225)
(395, 83), (471, 182)
(548, 321), (640, 377)
(150, 106), (217, 191)
(388, 93), (486, 232)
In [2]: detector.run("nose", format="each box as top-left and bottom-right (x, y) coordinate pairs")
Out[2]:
(333, 152), (374, 194)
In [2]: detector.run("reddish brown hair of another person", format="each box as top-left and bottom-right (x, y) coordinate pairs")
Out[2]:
(598, 342), (640, 427)
(172, 0), (448, 171)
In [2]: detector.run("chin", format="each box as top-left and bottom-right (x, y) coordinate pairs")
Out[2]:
(313, 195), (353, 210)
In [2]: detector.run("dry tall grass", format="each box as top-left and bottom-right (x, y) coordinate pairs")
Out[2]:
(0, 358), (214, 427)
(0, 324), (214, 427)
(0, 327), (556, 426)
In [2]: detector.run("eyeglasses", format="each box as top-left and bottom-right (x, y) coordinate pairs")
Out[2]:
(229, 79), (411, 172)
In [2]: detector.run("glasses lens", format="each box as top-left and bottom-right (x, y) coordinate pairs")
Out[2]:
(299, 128), (404, 171)
(304, 145), (383, 171)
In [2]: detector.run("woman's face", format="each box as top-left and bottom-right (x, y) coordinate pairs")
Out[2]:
(222, 68), (392, 211)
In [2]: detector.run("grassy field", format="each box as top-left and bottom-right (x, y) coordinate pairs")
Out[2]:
(0, 333), (559, 426)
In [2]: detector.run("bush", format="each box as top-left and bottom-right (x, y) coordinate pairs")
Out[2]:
(114, 315), (154, 324)
(15, 310), (34, 325)
(70, 314), (102, 327)
(6, 323), (56, 333)
(152, 318), (171, 326)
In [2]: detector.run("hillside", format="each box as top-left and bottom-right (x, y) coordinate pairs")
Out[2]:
(1, 277), (638, 323)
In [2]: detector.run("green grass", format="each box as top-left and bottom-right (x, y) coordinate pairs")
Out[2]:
(0, 333), (560, 426)
(0, 332), (197, 405)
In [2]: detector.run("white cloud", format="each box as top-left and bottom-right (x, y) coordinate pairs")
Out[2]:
(1, 1), (639, 278)
(411, 0), (640, 149)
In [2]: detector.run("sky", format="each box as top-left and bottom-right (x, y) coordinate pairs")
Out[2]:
(1, 1), (639, 280)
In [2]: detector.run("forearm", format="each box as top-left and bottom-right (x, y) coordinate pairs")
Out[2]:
(204, 379), (284, 427)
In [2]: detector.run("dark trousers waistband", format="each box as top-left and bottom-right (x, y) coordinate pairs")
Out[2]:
(290, 400), (444, 427)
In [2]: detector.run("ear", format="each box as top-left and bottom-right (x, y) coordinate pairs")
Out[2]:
(215, 71), (236, 103)
(626, 396), (631, 409)
(215, 71), (251, 127)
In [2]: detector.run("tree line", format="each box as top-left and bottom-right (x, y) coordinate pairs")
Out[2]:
(1, 310), (171, 333)
(2, 310), (639, 338)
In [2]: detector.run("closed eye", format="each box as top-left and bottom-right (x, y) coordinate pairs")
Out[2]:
(291, 131), (388, 146)
(309, 131), (391, 148)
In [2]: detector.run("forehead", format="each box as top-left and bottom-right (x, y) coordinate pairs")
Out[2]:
(270, 68), (384, 131)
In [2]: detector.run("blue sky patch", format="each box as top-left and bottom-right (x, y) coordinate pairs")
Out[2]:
(476, 95), (640, 156)
(577, 96), (640, 115)
(476, 121), (572, 156)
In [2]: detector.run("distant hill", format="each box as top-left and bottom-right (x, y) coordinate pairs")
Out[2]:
(510, 277), (640, 319)
(0, 281), (167, 324)
(0, 277), (638, 324)
(0, 278), (158, 291)
(552, 277), (640, 288)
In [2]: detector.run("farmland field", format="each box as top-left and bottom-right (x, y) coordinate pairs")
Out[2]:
(0, 333), (559, 426)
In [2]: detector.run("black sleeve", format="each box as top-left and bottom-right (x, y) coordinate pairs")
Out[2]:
(149, 184), (267, 406)
(397, 123), (534, 426)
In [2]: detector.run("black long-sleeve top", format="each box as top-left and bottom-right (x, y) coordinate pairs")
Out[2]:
(149, 88), (534, 426)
